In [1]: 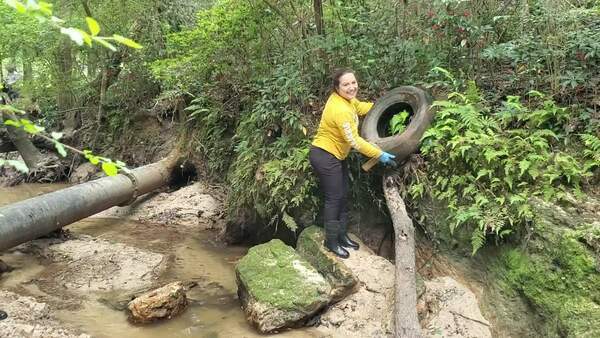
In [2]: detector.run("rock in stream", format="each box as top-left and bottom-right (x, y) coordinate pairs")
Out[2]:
(235, 239), (331, 333)
(127, 281), (188, 323)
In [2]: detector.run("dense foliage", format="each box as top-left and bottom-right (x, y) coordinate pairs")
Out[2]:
(151, 0), (599, 237)
(2, 0), (599, 335)
(3, 0), (598, 247)
(410, 73), (597, 253)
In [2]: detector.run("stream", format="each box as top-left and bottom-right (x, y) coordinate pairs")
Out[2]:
(0, 184), (322, 337)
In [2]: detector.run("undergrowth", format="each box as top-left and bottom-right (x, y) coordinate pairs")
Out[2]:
(409, 70), (599, 254)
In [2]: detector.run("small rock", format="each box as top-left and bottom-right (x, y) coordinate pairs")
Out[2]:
(236, 239), (332, 333)
(0, 259), (12, 275)
(127, 281), (187, 323)
(68, 162), (99, 184)
(296, 226), (359, 302)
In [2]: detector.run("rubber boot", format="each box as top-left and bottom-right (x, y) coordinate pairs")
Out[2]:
(339, 213), (359, 250)
(324, 221), (349, 259)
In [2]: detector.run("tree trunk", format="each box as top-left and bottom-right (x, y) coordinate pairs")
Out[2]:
(313, 0), (325, 36)
(23, 59), (32, 83)
(383, 173), (421, 338)
(1, 111), (44, 170)
(55, 38), (77, 134)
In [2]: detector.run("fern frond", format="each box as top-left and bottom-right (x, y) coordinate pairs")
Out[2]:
(471, 227), (486, 255)
(581, 134), (600, 152)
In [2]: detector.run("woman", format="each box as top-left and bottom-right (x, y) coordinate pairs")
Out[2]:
(309, 69), (395, 258)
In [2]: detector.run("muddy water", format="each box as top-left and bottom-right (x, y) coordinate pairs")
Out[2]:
(0, 184), (322, 338)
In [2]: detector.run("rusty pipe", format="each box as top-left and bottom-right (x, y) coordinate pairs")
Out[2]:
(0, 158), (175, 251)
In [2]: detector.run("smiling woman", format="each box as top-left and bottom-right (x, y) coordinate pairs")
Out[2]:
(308, 69), (396, 258)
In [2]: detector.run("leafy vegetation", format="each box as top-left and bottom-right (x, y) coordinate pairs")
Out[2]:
(2, 0), (599, 334)
(0, 0), (144, 175)
(150, 0), (599, 235)
(3, 0), (598, 243)
(389, 110), (410, 135)
(407, 73), (597, 253)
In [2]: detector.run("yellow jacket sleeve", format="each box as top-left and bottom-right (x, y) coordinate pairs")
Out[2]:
(350, 98), (374, 117)
(333, 109), (382, 158)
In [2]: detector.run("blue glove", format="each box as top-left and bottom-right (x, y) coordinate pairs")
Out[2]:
(379, 152), (396, 166)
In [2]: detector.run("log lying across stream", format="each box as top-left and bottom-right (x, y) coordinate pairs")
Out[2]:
(383, 173), (422, 338)
(0, 156), (177, 251)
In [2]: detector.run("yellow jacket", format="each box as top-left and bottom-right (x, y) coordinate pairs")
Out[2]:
(312, 92), (382, 160)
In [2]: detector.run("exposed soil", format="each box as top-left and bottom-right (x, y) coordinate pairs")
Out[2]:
(96, 182), (226, 232)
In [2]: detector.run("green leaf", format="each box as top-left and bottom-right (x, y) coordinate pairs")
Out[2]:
(81, 31), (92, 47)
(518, 160), (531, 177)
(86, 17), (100, 36)
(5, 0), (27, 13)
(38, 1), (53, 16)
(20, 119), (45, 134)
(101, 162), (119, 176)
(53, 141), (67, 157)
(86, 154), (100, 165)
(51, 132), (63, 140)
(112, 34), (142, 49)
(92, 37), (117, 51)
(4, 119), (22, 128)
(281, 211), (298, 232)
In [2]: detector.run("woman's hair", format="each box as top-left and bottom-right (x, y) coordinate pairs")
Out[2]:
(332, 68), (354, 91)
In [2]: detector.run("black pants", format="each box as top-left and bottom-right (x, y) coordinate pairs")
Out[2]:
(309, 146), (349, 224)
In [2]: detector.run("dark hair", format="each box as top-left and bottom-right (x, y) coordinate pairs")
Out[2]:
(332, 68), (354, 91)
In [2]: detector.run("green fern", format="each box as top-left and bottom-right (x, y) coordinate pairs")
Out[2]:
(410, 71), (594, 254)
(471, 227), (486, 255)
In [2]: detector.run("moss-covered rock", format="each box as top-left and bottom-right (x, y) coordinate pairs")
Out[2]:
(296, 226), (358, 302)
(497, 197), (600, 337)
(235, 239), (331, 333)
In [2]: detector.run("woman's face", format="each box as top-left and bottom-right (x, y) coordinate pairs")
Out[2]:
(336, 72), (358, 101)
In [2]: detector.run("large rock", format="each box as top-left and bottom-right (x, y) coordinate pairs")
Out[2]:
(236, 239), (331, 333)
(418, 277), (491, 338)
(296, 226), (358, 301)
(127, 281), (187, 323)
(499, 196), (600, 337)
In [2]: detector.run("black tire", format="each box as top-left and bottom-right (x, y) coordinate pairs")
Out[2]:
(360, 86), (434, 164)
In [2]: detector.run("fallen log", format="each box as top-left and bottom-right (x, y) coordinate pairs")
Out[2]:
(0, 139), (15, 153)
(383, 173), (421, 338)
(0, 155), (178, 251)
(0, 134), (56, 153)
(1, 111), (44, 170)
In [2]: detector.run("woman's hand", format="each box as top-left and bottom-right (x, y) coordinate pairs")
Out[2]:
(379, 152), (396, 166)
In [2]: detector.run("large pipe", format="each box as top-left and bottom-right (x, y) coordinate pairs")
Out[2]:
(0, 158), (175, 251)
